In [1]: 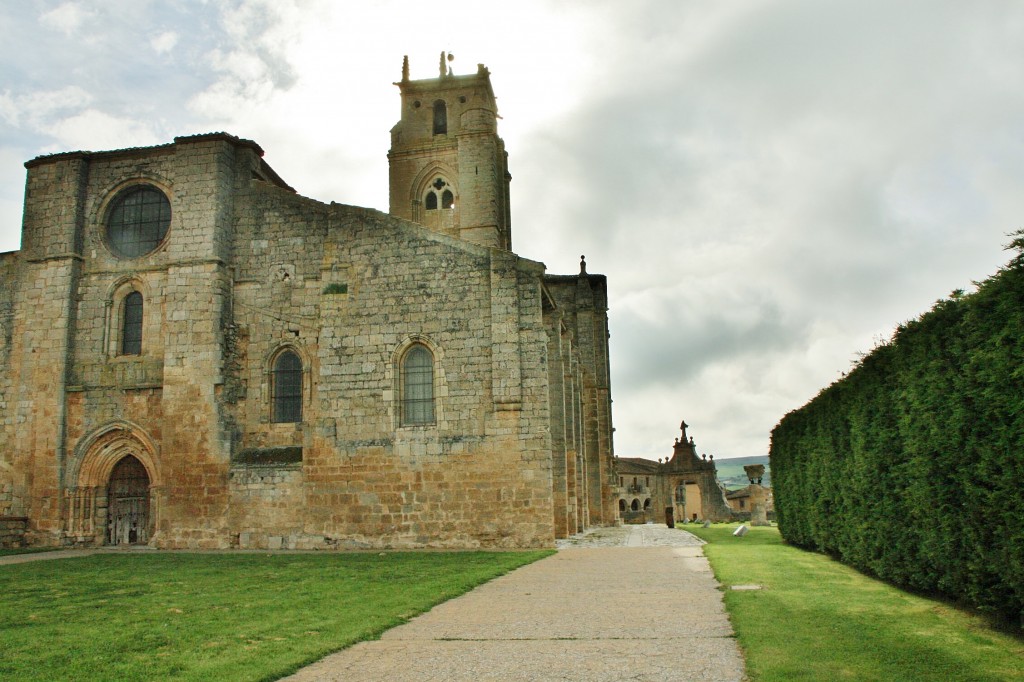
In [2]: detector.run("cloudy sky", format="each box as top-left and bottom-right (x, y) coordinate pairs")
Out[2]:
(2, 1), (1022, 461)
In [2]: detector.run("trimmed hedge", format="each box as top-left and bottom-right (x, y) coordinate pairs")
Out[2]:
(771, 237), (1024, 624)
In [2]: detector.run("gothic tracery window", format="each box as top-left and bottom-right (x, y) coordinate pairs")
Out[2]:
(425, 178), (454, 211)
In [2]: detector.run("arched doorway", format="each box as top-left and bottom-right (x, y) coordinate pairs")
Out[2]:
(107, 455), (151, 545)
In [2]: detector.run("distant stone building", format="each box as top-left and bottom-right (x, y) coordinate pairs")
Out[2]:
(725, 486), (774, 517)
(0, 54), (616, 550)
(616, 421), (733, 524)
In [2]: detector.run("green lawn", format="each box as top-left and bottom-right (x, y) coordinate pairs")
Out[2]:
(686, 524), (1024, 682)
(0, 550), (551, 681)
(0, 547), (58, 557)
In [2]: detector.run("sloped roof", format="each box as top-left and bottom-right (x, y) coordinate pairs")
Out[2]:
(616, 457), (661, 474)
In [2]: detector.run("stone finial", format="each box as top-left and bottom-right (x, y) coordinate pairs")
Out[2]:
(439, 51), (447, 77)
(402, 55), (410, 82)
(580, 255), (587, 274)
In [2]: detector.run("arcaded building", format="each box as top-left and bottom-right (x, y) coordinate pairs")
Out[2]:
(0, 55), (615, 550)
(615, 421), (733, 524)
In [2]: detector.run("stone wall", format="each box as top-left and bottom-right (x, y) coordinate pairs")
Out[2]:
(222, 182), (558, 548)
(544, 271), (616, 527)
(0, 252), (18, 517)
(0, 516), (27, 548)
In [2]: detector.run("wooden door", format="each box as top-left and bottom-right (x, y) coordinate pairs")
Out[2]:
(107, 455), (150, 545)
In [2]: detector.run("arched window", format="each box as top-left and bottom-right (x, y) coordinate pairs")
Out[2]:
(630, 499), (640, 512)
(432, 100), (447, 135)
(643, 498), (651, 510)
(121, 291), (143, 355)
(272, 350), (303, 423)
(401, 345), (434, 425)
(425, 191), (438, 210)
(441, 189), (454, 209)
(618, 499), (626, 512)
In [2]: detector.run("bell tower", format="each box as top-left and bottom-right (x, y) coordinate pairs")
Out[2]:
(388, 53), (512, 250)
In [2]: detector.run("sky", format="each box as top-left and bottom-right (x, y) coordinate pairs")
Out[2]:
(2, 0), (1023, 461)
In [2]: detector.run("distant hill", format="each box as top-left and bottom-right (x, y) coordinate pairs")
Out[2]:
(714, 455), (770, 490)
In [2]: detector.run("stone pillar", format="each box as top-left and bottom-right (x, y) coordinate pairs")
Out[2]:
(744, 464), (770, 526)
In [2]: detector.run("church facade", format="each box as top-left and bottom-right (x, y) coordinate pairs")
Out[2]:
(0, 56), (616, 550)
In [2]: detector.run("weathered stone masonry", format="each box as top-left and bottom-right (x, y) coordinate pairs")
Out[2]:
(0, 57), (616, 549)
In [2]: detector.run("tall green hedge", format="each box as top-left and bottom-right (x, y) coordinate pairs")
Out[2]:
(771, 239), (1024, 624)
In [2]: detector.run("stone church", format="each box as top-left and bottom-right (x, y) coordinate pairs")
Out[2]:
(0, 55), (616, 550)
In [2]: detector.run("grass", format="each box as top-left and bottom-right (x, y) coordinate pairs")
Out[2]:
(0, 547), (59, 557)
(0, 550), (552, 681)
(686, 524), (1024, 682)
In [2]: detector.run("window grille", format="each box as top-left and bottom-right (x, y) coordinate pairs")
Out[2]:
(272, 350), (303, 423)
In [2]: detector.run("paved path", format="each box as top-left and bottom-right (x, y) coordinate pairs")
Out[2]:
(282, 524), (746, 681)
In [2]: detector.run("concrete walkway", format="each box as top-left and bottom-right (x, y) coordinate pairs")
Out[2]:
(282, 524), (747, 681)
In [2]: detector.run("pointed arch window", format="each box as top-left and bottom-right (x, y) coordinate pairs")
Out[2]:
(272, 350), (303, 423)
(121, 291), (143, 355)
(432, 100), (447, 135)
(424, 177), (453, 212)
(401, 345), (434, 425)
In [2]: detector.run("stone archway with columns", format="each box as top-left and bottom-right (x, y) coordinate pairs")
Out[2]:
(63, 422), (162, 546)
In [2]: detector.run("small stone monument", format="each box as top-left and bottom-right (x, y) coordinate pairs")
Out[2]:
(733, 524), (749, 537)
(744, 464), (770, 527)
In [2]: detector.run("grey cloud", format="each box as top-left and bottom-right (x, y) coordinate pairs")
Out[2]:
(612, 290), (802, 392)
